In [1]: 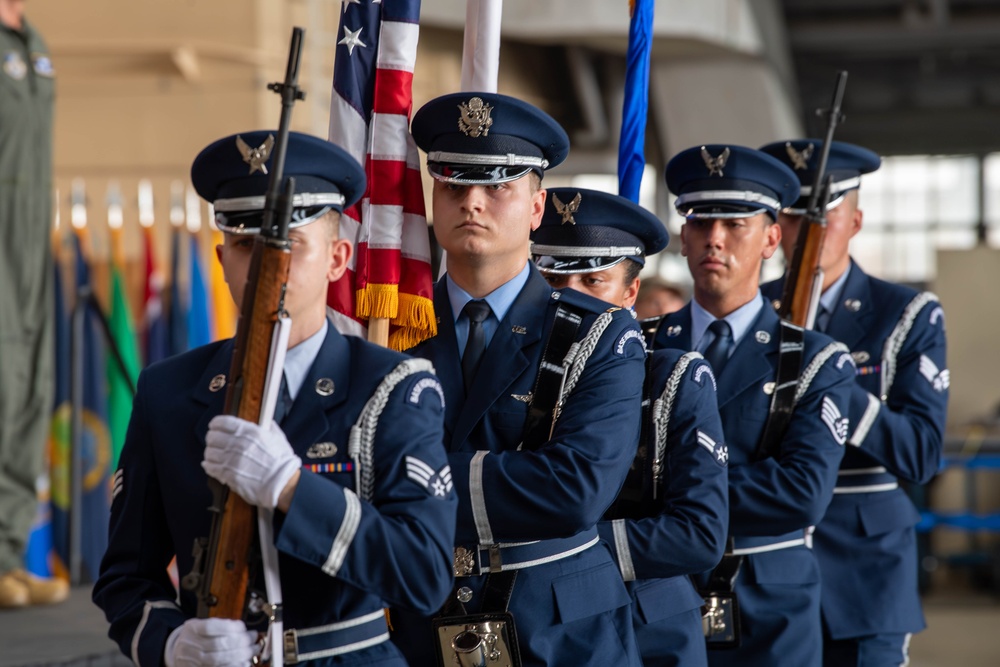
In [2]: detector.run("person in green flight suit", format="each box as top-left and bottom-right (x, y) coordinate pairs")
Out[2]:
(0, 0), (67, 608)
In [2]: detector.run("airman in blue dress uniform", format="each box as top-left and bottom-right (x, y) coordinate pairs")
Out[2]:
(93, 131), (457, 667)
(531, 188), (729, 667)
(760, 139), (949, 667)
(391, 93), (647, 666)
(650, 145), (855, 667)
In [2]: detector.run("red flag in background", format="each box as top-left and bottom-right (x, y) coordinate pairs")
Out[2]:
(327, 0), (435, 350)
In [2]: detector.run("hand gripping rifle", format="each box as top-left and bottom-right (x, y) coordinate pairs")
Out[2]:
(777, 70), (848, 329)
(182, 27), (306, 658)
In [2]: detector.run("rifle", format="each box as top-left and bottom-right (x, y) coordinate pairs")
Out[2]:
(182, 27), (306, 625)
(777, 70), (848, 328)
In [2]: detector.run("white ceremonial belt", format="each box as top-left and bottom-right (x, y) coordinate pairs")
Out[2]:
(834, 482), (900, 494)
(728, 530), (811, 556)
(453, 528), (600, 577)
(283, 610), (389, 664)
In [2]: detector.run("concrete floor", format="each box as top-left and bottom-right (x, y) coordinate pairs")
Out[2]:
(910, 590), (1000, 666)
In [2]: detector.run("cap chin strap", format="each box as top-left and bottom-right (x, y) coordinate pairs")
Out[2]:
(674, 189), (781, 213)
(782, 193), (847, 216)
(427, 151), (548, 169)
(530, 243), (643, 258)
(798, 176), (861, 197)
(213, 192), (345, 212)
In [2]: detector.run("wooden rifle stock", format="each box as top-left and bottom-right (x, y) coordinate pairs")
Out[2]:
(777, 70), (849, 328)
(184, 27), (305, 622)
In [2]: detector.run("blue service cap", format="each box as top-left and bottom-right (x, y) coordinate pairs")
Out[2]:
(665, 145), (800, 221)
(191, 130), (366, 235)
(530, 188), (669, 274)
(759, 139), (881, 215)
(412, 92), (569, 185)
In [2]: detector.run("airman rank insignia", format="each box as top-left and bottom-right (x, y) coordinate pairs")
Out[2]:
(235, 134), (275, 175)
(408, 377), (445, 408)
(3, 51), (26, 80)
(406, 456), (453, 498)
(821, 396), (849, 445)
(616, 329), (645, 355)
(701, 146), (730, 177)
(306, 442), (338, 459)
(458, 97), (494, 137)
(919, 355), (949, 392)
(785, 142), (814, 171)
(697, 430), (728, 466)
(552, 192), (582, 225)
(112, 469), (124, 500)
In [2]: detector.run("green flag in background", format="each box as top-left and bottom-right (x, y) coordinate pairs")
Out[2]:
(107, 265), (141, 469)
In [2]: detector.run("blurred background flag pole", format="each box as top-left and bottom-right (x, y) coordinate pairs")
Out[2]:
(167, 181), (188, 356)
(185, 187), (211, 349)
(618, 0), (654, 204)
(139, 179), (169, 365)
(327, 0), (436, 350)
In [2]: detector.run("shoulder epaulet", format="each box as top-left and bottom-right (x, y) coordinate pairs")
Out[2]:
(793, 340), (852, 405)
(549, 286), (623, 316)
(652, 351), (704, 488)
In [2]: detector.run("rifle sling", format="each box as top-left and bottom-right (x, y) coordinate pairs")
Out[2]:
(520, 302), (587, 451)
(755, 320), (805, 461)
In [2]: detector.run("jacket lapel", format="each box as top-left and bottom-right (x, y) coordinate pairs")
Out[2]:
(279, 327), (350, 454)
(428, 279), (466, 441)
(193, 341), (238, 445)
(450, 269), (547, 448)
(824, 260), (873, 351)
(714, 305), (779, 409)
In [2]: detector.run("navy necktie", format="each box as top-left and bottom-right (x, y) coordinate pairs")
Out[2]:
(815, 304), (831, 333)
(273, 375), (292, 424)
(462, 300), (492, 392)
(703, 320), (734, 376)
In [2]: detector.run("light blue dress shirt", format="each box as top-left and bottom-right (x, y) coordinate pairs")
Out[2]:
(283, 319), (328, 401)
(816, 264), (852, 332)
(690, 292), (765, 359)
(445, 262), (532, 358)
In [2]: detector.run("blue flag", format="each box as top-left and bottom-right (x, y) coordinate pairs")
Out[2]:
(50, 232), (111, 582)
(167, 228), (189, 356)
(618, 0), (654, 203)
(187, 233), (212, 349)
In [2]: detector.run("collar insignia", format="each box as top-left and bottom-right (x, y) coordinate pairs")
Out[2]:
(844, 298), (862, 312)
(701, 146), (730, 177)
(755, 330), (771, 344)
(315, 378), (335, 396)
(458, 97), (494, 138)
(208, 374), (227, 392)
(785, 142), (815, 171)
(552, 192), (582, 225)
(511, 325), (527, 335)
(666, 325), (682, 337)
(236, 134), (275, 175)
(510, 392), (532, 403)
(306, 442), (338, 459)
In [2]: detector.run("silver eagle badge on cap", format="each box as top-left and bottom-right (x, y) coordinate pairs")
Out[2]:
(457, 97), (494, 138)
(235, 134), (275, 175)
(552, 192), (582, 225)
(701, 146), (730, 177)
(785, 142), (815, 171)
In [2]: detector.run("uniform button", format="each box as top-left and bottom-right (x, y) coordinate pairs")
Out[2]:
(457, 586), (473, 603)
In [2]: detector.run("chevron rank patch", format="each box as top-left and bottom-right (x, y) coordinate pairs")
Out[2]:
(406, 456), (453, 498)
(408, 377), (445, 408)
(697, 429), (728, 467)
(821, 396), (849, 445)
(615, 329), (645, 356)
(112, 469), (124, 500)
(919, 355), (950, 393)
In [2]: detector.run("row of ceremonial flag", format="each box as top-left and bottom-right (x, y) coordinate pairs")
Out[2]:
(26, 0), (656, 584)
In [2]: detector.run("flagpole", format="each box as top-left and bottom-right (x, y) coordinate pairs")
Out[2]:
(618, 0), (654, 203)
(461, 0), (502, 92)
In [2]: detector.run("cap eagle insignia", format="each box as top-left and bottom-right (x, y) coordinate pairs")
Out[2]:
(701, 146), (730, 177)
(786, 142), (815, 171)
(552, 192), (582, 225)
(236, 134), (275, 175)
(458, 97), (494, 138)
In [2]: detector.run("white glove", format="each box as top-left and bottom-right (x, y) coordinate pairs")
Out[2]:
(164, 618), (260, 667)
(203, 415), (302, 509)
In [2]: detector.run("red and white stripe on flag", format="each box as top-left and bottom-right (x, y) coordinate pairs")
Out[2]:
(327, 0), (436, 350)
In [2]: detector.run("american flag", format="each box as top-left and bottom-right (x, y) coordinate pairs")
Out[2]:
(327, 0), (436, 350)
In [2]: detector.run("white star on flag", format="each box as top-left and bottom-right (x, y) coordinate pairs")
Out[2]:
(339, 26), (367, 56)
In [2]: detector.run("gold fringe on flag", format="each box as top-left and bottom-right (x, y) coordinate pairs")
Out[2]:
(355, 283), (399, 321)
(389, 293), (437, 351)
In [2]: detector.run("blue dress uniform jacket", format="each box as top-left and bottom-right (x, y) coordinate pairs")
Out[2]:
(599, 349), (729, 667)
(651, 301), (853, 667)
(392, 266), (647, 667)
(93, 327), (458, 667)
(762, 261), (948, 639)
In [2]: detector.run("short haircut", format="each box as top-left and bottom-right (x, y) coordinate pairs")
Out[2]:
(637, 276), (685, 301)
(622, 258), (642, 285)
